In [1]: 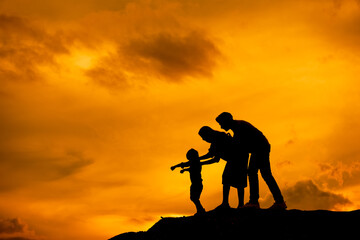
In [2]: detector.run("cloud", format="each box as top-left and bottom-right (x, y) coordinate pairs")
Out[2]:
(279, 180), (352, 210)
(301, 0), (360, 52)
(0, 14), (69, 82)
(0, 0), (133, 21)
(315, 107), (360, 190)
(317, 161), (360, 189)
(0, 150), (93, 191)
(0, 218), (37, 240)
(86, 31), (222, 90)
(73, 1), (223, 89)
(0, 6), (222, 90)
(85, 56), (130, 90)
(124, 31), (221, 81)
(0, 219), (24, 234)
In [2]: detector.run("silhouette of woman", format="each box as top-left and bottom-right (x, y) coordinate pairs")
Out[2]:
(198, 126), (249, 209)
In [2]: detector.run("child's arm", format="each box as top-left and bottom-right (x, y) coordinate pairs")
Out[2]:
(171, 161), (190, 171)
(201, 156), (220, 166)
(180, 167), (190, 174)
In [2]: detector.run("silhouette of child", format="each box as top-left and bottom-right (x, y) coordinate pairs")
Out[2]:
(171, 149), (218, 215)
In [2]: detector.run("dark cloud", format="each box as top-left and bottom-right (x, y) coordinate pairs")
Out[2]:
(317, 161), (360, 189)
(1, 7), (222, 89)
(125, 31), (221, 81)
(281, 180), (351, 210)
(0, 218), (37, 240)
(0, 14), (69, 82)
(315, 109), (360, 190)
(86, 31), (221, 89)
(0, 219), (24, 234)
(0, 150), (93, 191)
(85, 60), (129, 90)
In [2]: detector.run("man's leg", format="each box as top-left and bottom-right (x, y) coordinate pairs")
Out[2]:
(258, 152), (285, 204)
(247, 154), (260, 204)
(193, 199), (205, 213)
(243, 155), (261, 208)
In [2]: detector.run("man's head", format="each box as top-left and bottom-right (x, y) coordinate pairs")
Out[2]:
(186, 148), (199, 161)
(216, 112), (233, 131)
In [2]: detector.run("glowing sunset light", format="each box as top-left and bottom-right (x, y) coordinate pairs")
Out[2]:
(1, 1), (360, 240)
(72, 52), (94, 69)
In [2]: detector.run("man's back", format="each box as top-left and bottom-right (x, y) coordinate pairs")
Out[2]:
(232, 120), (270, 153)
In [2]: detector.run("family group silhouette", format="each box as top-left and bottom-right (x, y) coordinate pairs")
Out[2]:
(171, 112), (287, 215)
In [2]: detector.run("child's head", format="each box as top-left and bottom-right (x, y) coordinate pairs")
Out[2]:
(186, 148), (199, 162)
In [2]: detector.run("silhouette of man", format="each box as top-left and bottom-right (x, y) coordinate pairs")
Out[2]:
(216, 112), (286, 209)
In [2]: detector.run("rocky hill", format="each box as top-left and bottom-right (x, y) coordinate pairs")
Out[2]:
(109, 208), (359, 240)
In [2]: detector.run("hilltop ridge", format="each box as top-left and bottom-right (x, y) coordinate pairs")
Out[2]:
(109, 208), (360, 240)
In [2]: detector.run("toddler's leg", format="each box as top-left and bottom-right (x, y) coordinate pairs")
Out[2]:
(190, 184), (205, 214)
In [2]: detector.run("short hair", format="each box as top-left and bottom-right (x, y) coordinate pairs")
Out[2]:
(186, 148), (199, 160)
(216, 112), (233, 123)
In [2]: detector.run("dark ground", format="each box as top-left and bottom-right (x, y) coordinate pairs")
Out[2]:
(109, 208), (360, 240)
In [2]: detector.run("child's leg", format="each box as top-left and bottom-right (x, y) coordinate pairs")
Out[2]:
(237, 187), (244, 208)
(190, 184), (205, 213)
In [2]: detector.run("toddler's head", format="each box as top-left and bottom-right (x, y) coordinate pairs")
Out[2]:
(186, 148), (199, 162)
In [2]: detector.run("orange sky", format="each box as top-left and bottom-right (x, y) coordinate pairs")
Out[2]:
(1, 0), (360, 239)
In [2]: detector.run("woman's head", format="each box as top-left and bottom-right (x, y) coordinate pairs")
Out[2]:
(198, 126), (216, 143)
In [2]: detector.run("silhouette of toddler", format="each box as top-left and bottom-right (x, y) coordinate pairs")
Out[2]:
(171, 149), (218, 215)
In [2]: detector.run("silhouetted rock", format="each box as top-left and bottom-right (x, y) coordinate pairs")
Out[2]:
(109, 208), (359, 240)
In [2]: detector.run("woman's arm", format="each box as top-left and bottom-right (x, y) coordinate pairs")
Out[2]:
(198, 151), (214, 160)
(201, 156), (220, 165)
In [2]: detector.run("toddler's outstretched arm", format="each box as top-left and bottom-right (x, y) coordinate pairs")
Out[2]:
(171, 162), (190, 171)
(180, 167), (190, 174)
